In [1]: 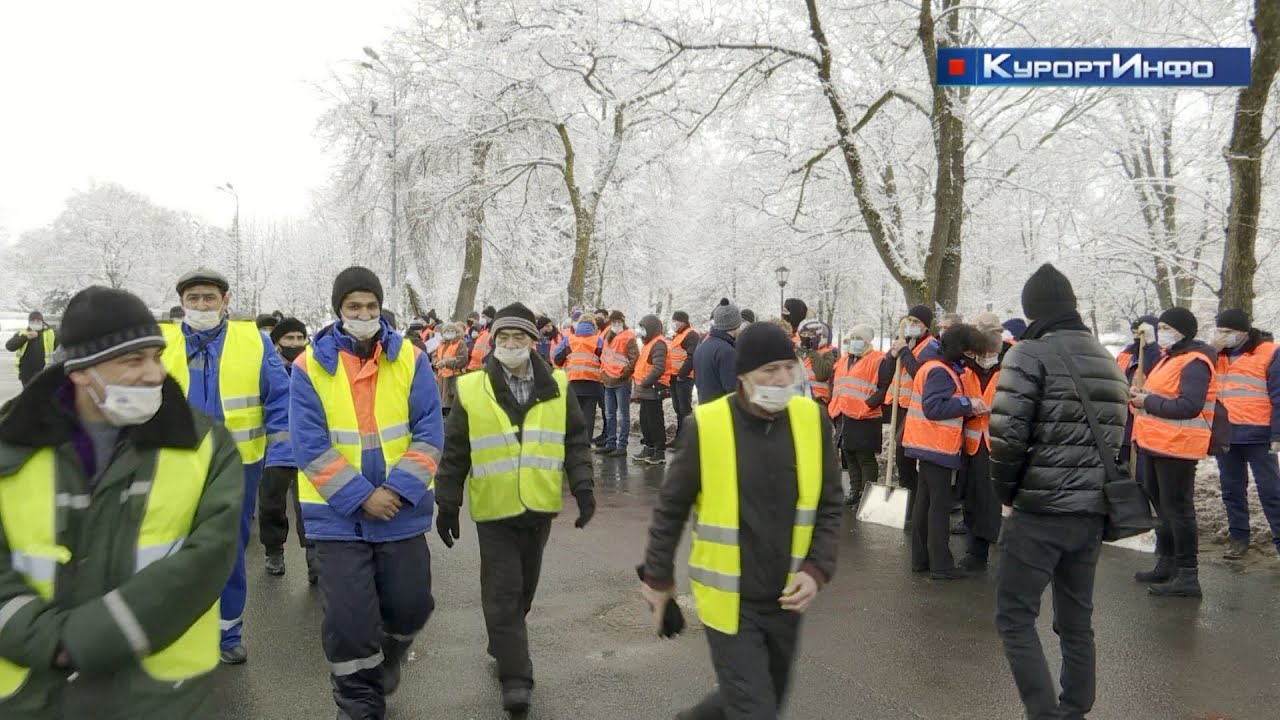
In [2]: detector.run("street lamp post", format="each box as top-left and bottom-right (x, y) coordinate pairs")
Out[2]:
(362, 48), (400, 313)
(775, 265), (790, 316)
(216, 182), (241, 293)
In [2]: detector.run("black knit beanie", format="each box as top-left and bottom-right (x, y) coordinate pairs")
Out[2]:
(1216, 309), (1250, 333)
(740, 308), (756, 323)
(735, 322), (798, 376)
(1020, 263), (1077, 320)
(331, 266), (384, 315)
(782, 298), (808, 332)
(908, 304), (934, 329)
(255, 313), (277, 330)
(1159, 307), (1198, 340)
(672, 311), (690, 324)
(270, 318), (308, 344)
(483, 305), (497, 320)
(60, 287), (166, 372)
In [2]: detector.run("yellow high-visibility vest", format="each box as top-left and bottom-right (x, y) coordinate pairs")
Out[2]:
(456, 369), (568, 522)
(0, 437), (220, 698)
(689, 394), (822, 635)
(14, 330), (55, 371)
(161, 321), (267, 463)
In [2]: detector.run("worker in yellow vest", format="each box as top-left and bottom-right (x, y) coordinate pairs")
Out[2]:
(639, 322), (843, 719)
(435, 302), (596, 716)
(0, 286), (243, 719)
(290, 267), (444, 720)
(6, 311), (58, 387)
(160, 269), (291, 665)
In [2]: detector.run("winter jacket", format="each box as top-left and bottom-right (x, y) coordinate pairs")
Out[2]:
(1135, 340), (1217, 459)
(434, 353), (594, 522)
(167, 320), (292, 468)
(642, 393), (843, 601)
(904, 361), (974, 470)
(1217, 333), (1280, 445)
(672, 328), (699, 381)
(6, 328), (59, 385)
(289, 319), (444, 542)
(0, 368), (243, 720)
(632, 316), (668, 401)
(554, 335), (605, 398)
(990, 312), (1128, 515)
(693, 330), (738, 404)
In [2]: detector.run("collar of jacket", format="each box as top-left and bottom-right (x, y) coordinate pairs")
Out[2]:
(485, 351), (560, 406)
(182, 318), (228, 342)
(730, 391), (786, 428)
(0, 365), (199, 462)
(310, 318), (405, 374)
(1022, 310), (1088, 340)
(709, 329), (737, 345)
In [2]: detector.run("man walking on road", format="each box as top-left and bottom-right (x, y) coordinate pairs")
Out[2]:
(640, 322), (843, 720)
(990, 263), (1128, 720)
(435, 302), (596, 716)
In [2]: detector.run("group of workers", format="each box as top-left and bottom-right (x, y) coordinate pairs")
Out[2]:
(2, 259), (1279, 720)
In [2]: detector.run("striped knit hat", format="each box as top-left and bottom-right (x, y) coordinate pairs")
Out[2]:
(491, 302), (539, 340)
(60, 287), (166, 372)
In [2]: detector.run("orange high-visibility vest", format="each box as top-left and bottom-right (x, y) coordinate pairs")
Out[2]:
(467, 329), (491, 371)
(961, 370), (1000, 455)
(1116, 350), (1134, 374)
(669, 327), (696, 381)
(828, 351), (886, 420)
(901, 360), (965, 460)
(893, 336), (936, 408)
(1133, 352), (1217, 460)
(633, 337), (668, 389)
(566, 334), (603, 383)
(435, 339), (465, 379)
(1216, 342), (1277, 429)
(804, 355), (831, 402)
(601, 329), (635, 379)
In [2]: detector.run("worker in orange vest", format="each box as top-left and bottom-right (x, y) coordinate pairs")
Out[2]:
(1211, 309), (1280, 561)
(798, 319), (835, 406)
(632, 315), (670, 465)
(1131, 308), (1217, 598)
(667, 311), (700, 437)
(599, 311), (639, 457)
(433, 322), (470, 416)
(958, 326), (1004, 571)
(902, 324), (988, 579)
(878, 305), (943, 523)
(829, 324), (887, 507)
(555, 319), (605, 442)
(467, 306), (496, 371)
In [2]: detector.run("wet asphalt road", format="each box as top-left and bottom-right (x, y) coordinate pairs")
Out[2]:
(3, 364), (1279, 719)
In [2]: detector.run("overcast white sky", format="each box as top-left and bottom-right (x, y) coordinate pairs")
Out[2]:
(0, 0), (413, 242)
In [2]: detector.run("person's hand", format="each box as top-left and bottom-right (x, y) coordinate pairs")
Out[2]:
(574, 492), (596, 529)
(24, 330), (37, 339)
(639, 580), (675, 631)
(361, 487), (402, 521)
(1137, 323), (1155, 344)
(969, 398), (990, 416)
(1129, 387), (1149, 409)
(1001, 504), (1014, 518)
(891, 338), (908, 355)
(779, 571), (819, 612)
(436, 506), (460, 548)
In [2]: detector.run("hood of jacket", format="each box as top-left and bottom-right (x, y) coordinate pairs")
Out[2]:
(638, 315), (664, 344)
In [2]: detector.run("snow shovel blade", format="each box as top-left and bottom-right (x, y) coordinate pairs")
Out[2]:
(855, 482), (908, 529)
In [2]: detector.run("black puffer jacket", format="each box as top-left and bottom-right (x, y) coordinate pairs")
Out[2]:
(990, 314), (1129, 515)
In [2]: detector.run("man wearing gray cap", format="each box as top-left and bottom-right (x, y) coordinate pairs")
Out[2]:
(693, 298), (743, 404)
(160, 268), (292, 665)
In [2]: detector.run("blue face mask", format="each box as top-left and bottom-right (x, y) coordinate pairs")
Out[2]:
(848, 339), (868, 355)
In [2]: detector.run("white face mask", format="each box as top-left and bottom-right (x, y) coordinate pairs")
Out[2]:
(29, 322), (45, 332)
(343, 317), (381, 341)
(89, 371), (163, 427)
(636, 326), (648, 340)
(611, 323), (623, 335)
(494, 346), (529, 369)
(848, 339), (868, 355)
(184, 308), (223, 331)
(1219, 331), (1245, 349)
(442, 332), (458, 342)
(977, 355), (999, 370)
(1157, 330), (1181, 349)
(1001, 330), (1014, 342)
(904, 324), (923, 339)
(745, 380), (798, 414)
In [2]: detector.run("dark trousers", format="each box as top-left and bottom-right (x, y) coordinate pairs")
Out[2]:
(1216, 443), (1280, 548)
(681, 604), (802, 720)
(671, 378), (694, 436)
(315, 536), (434, 720)
(477, 517), (553, 691)
(911, 461), (956, 571)
(996, 512), (1104, 720)
(842, 448), (878, 498)
(576, 394), (599, 443)
(258, 465), (310, 553)
(892, 406), (919, 518)
(1140, 451), (1199, 568)
(639, 398), (666, 454)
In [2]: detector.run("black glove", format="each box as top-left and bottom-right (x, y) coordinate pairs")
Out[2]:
(574, 492), (596, 529)
(436, 506), (460, 548)
(635, 566), (685, 638)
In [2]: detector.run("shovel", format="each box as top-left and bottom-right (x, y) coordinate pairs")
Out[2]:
(857, 333), (910, 529)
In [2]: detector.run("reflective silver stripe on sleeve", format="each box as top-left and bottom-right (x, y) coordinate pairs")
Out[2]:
(56, 493), (91, 509)
(229, 426), (267, 442)
(103, 589), (151, 656)
(688, 565), (740, 592)
(267, 431), (290, 444)
(222, 396), (262, 411)
(135, 536), (187, 572)
(0, 595), (37, 635)
(119, 481), (153, 504)
(396, 442), (443, 484)
(220, 615), (244, 631)
(331, 650), (385, 677)
(694, 524), (739, 544)
(10, 552), (58, 582)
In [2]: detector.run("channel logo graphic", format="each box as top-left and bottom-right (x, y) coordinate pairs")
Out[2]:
(937, 48), (1251, 87)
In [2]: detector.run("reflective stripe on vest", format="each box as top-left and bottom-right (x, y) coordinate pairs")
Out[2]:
(828, 351), (886, 421)
(435, 339), (465, 379)
(13, 331), (55, 371)
(893, 337), (934, 407)
(901, 361), (965, 459)
(297, 346), (430, 507)
(601, 330), (635, 378)
(467, 330), (491, 371)
(1215, 343), (1277, 427)
(565, 334), (602, 383)
(689, 394), (822, 635)
(804, 356), (831, 402)
(961, 370), (999, 455)
(1133, 352), (1217, 460)
(634, 337), (667, 389)
(456, 370), (569, 522)
(669, 328), (695, 381)
(161, 321), (267, 463)
(0, 437), (220, 697)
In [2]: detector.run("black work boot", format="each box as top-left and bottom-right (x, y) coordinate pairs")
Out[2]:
(264, 550), (285, 576)
(646, 450), (666, 466)
(1134, 555), (1175, 583)
(631, 446), (654, 462)
(1222, 538), (1249, 560)
(1148, 567), (1202, 598)
(502, 685), (532, 714)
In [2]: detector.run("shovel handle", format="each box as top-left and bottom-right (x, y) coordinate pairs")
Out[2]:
(884, 353), (904, 489)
